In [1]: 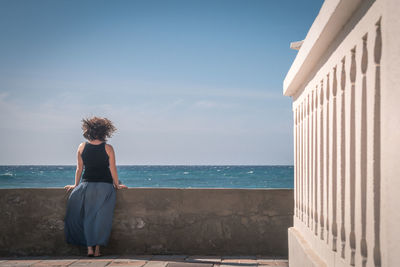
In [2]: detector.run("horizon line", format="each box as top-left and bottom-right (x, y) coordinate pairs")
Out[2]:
(0, 164), (294, 167)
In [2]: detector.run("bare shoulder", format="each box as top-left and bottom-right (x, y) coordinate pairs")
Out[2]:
(105, 143), (114, 152)
(78, 142), (86, 153)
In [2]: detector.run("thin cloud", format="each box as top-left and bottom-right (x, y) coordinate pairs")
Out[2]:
(193, 100), (235, 109)
(1, 75), (283, 101)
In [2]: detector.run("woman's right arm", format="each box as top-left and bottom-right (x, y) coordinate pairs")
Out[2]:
(74, 143), (84, 186)
(65, 142), (84, 191)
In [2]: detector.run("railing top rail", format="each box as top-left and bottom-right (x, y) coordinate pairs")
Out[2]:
(283, 0), (362, 97)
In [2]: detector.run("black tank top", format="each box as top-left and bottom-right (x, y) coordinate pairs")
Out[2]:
(81, 142), (113, 184)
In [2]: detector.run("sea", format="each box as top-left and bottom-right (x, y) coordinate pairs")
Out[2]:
(0, 165), (294, 189)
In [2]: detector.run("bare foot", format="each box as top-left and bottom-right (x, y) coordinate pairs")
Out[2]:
(94, 245), (101, 257)
(87, 246), (94, 257)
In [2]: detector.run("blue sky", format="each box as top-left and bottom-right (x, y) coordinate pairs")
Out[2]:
(0, 0), (323, 165)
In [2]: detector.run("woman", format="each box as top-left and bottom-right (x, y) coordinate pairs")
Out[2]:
(64, 116), (128, 257)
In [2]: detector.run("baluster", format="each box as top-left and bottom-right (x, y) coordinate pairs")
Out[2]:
(319, 80), (325, 240)
(349, 47), (357, 266)
(293, 107), (298, 217)
(307, 94), (310, 228)
(306, 100), (308, 225)
(360, 34), (368, 267)
(332, 66), (338, 252)
(326, 73), (330, 244)
(302, 101), (306, 223)
(297, 106), (301, 219)
(340, 57), (347, 259)
(373, 19), (382, 267)
(300, 102), (304, 222)
(310, 91), (314, 231)
(314, 85), (319, 235)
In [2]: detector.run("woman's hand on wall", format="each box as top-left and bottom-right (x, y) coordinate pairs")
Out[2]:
(64, 185), (77, 192)
(114, 183), (128, 189)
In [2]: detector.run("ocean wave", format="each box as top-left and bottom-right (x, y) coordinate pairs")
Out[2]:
(1, 172), (14, 177)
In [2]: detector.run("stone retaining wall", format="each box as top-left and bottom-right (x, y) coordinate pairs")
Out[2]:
(0, 188), (293, 256)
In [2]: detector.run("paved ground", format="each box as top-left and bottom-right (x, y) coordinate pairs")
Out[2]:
(0, 255), (288, 267)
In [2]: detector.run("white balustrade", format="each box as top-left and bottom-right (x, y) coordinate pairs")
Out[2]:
(284, 0), (399, 266)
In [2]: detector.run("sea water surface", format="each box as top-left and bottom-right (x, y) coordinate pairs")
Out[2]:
(0, 165), (293, 189)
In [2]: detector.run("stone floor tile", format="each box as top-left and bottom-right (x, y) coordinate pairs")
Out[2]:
(142, 261), (168, 267)
(77, 258), (115, 262)
(218, 264), (246, 267)
(69, 264), (111, 267)
(237, 259), (257, 264)
(69, 258), (114, 267)
(166, 262), (213, 267)
(221, 257), (257, 266)
(32, 259), (78, 266)
(0, 260), (40, 266)
(0, 259), (45, 266)
(117, 255), (153, 261)
(185, 256), (222, 264)
(151, 255), (188, 262)
(94, 255), (119, 260)
(221, 261), (241, 265)
(221, 259), (240, 263)
(221, 256), (256, 260)
(273, 261), (288, 267)
(108, 259), (147, 267)
(255, 258), (275, 265)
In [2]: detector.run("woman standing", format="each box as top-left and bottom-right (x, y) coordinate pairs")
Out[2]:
(64, 116), (127, 257)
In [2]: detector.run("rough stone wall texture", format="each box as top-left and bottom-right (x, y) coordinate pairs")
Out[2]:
(0, 188), (293, 257)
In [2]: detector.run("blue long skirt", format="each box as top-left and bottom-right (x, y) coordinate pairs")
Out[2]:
(64, 181), (116, 247)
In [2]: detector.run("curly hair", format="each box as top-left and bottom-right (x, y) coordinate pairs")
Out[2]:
(81, 116), (117, 141)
